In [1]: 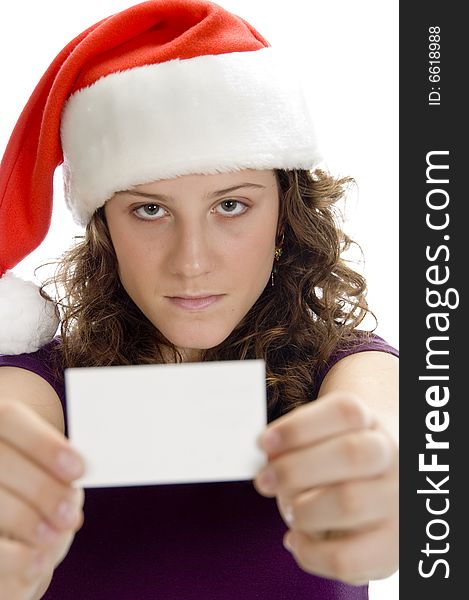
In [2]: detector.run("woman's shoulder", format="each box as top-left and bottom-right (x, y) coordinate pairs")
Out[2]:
(311, 330), (398, 399)
(0, 336), (65, 405)
(0, 337), (66, 433)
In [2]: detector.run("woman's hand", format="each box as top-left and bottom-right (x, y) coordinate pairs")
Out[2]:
(0, 400), (85, 599)
(253, 391), (399, 585)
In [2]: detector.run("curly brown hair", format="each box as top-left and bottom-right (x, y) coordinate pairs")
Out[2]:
(40, 168), (377, 420)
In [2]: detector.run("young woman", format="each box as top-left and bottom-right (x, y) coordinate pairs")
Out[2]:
(0, 1), (398, 598)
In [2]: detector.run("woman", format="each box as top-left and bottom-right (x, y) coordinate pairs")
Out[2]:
(0, 1), (398, 598)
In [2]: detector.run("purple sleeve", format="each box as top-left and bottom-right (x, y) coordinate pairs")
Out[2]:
(312, 332), (399, 399)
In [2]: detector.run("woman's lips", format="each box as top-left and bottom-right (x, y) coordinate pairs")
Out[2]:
(168, 295), (223, 310)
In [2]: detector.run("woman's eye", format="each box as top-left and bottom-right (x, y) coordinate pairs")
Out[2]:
(215, 199), (248, 216)
(133, 204), (164, 220)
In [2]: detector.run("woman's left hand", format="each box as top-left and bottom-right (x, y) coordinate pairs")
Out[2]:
(253, 391), (399, 585)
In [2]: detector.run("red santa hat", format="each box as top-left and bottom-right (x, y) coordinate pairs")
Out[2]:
(0, 0), (321, 355)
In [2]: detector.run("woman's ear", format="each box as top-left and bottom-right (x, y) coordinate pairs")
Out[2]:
(276, 227), (285, 244)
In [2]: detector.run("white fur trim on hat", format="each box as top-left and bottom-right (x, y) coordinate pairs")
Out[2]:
(0, 272), (59, 355)
(61, 47), (322, 226)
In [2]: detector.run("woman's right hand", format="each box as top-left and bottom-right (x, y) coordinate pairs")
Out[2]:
(0, 400), (86, 599)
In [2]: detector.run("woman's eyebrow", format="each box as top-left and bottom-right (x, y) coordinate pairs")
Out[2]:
(123, 183), (267, 202)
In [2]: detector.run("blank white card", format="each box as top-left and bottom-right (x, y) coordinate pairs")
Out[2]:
(65, 359), (267, 488)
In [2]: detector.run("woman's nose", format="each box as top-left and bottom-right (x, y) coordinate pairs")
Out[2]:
(167, 223), (213, 278)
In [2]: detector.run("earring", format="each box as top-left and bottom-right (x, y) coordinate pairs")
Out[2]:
(271, 232), (285, 287)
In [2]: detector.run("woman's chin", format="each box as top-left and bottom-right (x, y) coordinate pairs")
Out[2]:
(164, 328), (230, 355)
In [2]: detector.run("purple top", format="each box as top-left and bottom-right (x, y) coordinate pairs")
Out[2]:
(0, 334), (398, 599)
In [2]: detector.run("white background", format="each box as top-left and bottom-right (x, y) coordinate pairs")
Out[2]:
(1, 2), (398, 597)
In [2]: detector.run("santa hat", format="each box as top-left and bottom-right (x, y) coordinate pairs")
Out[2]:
(0, 0), (321, 355)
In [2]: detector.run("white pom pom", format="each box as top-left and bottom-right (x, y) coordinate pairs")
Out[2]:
(0, 271), (60, 355)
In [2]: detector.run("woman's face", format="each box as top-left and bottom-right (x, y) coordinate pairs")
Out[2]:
(104, 169), (280, 361)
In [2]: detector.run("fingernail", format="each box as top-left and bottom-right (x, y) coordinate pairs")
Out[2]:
(56, 450), (84, 478)
(283, 534), (294, 553)
(36, 521), (58, 544)
(260, 430), (281, 453)
(257, 466), (277, 493)
(25, 552), (47, 580)
(284, 505), (294, 525)
(57, 500), (80, 526)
